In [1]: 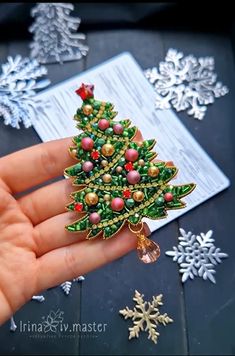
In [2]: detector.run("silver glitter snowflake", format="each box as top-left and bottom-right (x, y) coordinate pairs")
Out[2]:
(166, 228), (228, 283)
(60, 276), (85, 295)
(0, 55), (50, 128)
(145, 48), (229, 120)
(29, 3), (89, 64)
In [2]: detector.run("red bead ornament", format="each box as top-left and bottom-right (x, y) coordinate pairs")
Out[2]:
(111, 197), (125, 211)
(123, 189), (131, 199)
(127, 170), (141, 184)
(98, 119), (110, 131)
(74, 202), (83, 212)
(125, 148), (139, 162)
(81, 137), (94, 151)
(76, 83), (94, 100)
(91, 150), (100, 160)
(113, 123), (124, 135)
(89, 212), (101, 224)
(124, 162), (134, 171)
(164, 192), (174, 202)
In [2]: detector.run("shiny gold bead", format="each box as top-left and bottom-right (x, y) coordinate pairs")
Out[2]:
(148, 166), (160, 178)
(83, 104), (93, 116)
(138, 159), (145, 167)
(101, 160), (108, 167)
(85, 192), (98, 206)
(70, 148), (77, 158)
(133, 191), (145, 202)
(101, 143), (115, 157)
(104, 194), (111, 201)
(103, 174), (112, 183)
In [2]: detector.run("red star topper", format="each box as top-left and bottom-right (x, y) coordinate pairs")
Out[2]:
(75, 83), (94, 100)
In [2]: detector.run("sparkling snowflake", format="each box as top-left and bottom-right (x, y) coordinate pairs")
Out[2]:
(166, 228), (228, 283)
(145, 48), (229, 120)
(0, 55), (50, 128)
(119, 290), (173, 344)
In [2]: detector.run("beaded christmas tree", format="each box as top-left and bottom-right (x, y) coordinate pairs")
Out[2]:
(65, 84), (196, 263)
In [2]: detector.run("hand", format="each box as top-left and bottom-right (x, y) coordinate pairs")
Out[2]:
(0, 133), (150, 325)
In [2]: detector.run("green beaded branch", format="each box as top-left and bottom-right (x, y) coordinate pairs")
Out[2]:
(64, 84), (196, 239)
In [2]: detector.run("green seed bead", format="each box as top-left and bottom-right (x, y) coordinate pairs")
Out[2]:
(126, 199), (135, 208)
(105, 128), (113, 136)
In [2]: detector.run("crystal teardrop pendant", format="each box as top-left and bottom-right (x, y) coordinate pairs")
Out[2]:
(137, 234), (160, 263)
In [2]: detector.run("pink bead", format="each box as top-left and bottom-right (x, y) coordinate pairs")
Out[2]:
(82, 161), (94, 172)
(89, 212), (101, 224)
(164, 192), (174, 202)
(125, 148), (139, 162)
(98, 119), (110, 131)
(81, 137), (94, 151)
(127, 170), (141, 184)
(113, 123), (124, 135)
(111, 197), (124, 211)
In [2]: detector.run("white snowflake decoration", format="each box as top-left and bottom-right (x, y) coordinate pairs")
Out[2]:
(145, 48), (229, 120)
(166, 228), (228, 283)
(0, 55), (50, 128)
(60, 276), (85, 295)
(119, 290), (173, 344)
(29, 3), (89, 64)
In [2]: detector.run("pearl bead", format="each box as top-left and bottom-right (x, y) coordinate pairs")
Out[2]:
(133, 191), (144, 202)
(116, 166), (123, 173)
(85, 192), (99, 206)
(82, 161), (94, 172)
(125, 148), (139, 162)
(113, 123), (124, 134)
(101, 160), (108, 167)
(102, 174), (112, 183)
(98, 119), (110, 131)
(164, 192), (174, 202)
(104, 194), (111, 201)
(148, 166), (160, 177)
(101, 143), (115, 157)
(81, 137), (94, 151)
(111, 197), (124, 211)
(138, 159), (145, 166)
(82, 104), (93, 116)
(89, 212), (101, 224)
(70, 148), (77, 158)
(127, 170), (141, 184)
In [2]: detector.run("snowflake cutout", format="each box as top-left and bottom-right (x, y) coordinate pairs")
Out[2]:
(145, 48), (229, 120)
(0, 55), (50, 128)
(166, 228), (228, 283)
(119, 290), (173, 344)
(60, 275), (85, 295)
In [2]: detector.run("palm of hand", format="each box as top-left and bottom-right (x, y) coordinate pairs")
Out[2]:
(0, 137), (143, 325)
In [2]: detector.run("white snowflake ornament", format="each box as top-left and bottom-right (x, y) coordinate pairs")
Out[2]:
(166, 228), (228, 283)
(145, 48), (229, 120)
(0, 55), (50, 128)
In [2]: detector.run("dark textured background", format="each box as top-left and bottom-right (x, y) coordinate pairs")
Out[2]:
(0, 2), (235, 355)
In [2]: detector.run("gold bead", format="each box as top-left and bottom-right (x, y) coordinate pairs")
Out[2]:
(133, 191), (145, 202)
(104, 194), (111, 201)
(103, 174), (112, 183)
(85, 192), (98, 206)
(70, 148), (77, 158)
(101, 143), (115, 157)
(116, 166), (123, 173)
(101, 160), (108, 167)
(83, 104), (93, 116)
(138, 159), (145, 166)
(148, 166), (159, 177)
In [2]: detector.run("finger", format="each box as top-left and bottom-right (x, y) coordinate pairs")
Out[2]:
(133, 129), (143, 142)
(0, 137), (75, 194)
(33, 211), (87, 256)
(36, 222), (150, 291)
(18, 178), (80, 225)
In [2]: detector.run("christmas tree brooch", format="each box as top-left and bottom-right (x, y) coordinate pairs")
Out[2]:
(64, 84), (196, 263)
